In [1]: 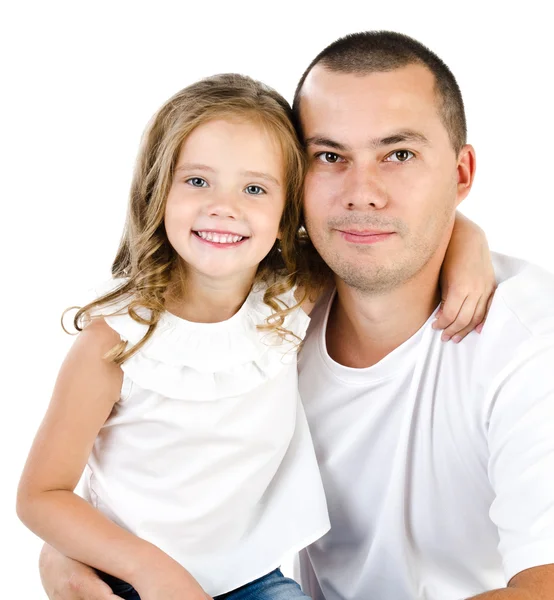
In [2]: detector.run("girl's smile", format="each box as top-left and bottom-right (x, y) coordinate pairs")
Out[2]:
(192, 229), (249, 246)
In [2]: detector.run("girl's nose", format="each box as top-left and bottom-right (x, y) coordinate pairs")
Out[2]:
(206, 193), (240, 219)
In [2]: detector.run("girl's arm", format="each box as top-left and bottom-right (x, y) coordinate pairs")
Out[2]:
(17, 318), (209, 600)
(434, 211), (496, 342)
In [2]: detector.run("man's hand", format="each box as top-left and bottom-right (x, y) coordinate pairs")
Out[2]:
(39, 543), (120, 599)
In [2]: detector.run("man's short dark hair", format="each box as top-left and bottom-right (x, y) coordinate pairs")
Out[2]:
(292, 31), (467, 154)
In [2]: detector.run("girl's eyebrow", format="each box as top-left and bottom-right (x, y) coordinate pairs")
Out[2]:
(175, 163), (215, 173)
(241, 170), (281, 187)
(174, 164), (281, 187)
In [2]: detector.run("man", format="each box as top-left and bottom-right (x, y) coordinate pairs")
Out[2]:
(292, 31), (554, 599)
(38, 31), (554, 599)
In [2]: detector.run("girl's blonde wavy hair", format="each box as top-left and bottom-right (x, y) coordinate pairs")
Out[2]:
(69, 74), (312, 364)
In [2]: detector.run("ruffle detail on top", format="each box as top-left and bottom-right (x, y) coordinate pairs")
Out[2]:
(92, 279), (310, 401)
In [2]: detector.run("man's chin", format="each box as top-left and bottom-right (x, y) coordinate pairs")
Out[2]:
(330, 262), (390, 293)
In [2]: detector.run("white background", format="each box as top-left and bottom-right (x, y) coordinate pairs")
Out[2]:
(2, 0), (553, 595)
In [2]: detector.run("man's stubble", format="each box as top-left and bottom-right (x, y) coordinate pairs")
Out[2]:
(305, 196), (456, 296)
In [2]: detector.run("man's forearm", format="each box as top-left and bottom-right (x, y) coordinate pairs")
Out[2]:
(39, 543), (114, 600)
(468, 589), (534, 599)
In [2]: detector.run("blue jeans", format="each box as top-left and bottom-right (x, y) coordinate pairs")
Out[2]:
(98, 568), (310, 599)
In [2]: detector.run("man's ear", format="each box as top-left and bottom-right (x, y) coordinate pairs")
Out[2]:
(456, 144), (477, 206)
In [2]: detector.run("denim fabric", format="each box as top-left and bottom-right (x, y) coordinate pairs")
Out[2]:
(97, 570), (140, 599)
(97, 568), (310, 600)
(215, 569), (310, 599)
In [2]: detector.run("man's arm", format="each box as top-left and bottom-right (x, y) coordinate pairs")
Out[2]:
(475, 332), (554, 599)
(467, 564), (554, 598)
(39, 543), (118, 599)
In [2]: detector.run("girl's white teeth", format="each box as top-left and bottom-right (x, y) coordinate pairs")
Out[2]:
(197, 231), (244, 244)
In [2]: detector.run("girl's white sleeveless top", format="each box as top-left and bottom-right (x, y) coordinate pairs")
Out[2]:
(82, 281), (330, 597)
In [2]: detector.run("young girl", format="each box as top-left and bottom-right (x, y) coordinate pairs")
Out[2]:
(17, 74), (494, 600)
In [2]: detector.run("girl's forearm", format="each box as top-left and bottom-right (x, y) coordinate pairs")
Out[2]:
(17, 489), (179, 589)
(452, 210), (485, 242)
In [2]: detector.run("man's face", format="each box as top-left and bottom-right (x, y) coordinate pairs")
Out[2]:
(300, 63), (472, 294)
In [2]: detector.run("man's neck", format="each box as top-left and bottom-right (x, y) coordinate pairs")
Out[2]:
(326, 266), (441, 369)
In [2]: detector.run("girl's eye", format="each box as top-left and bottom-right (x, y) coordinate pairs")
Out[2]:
(245, 185), (265, 195)
(316, 152), (343, 164)
(186, 177), (208, 187)
(385, 150), (415, 163)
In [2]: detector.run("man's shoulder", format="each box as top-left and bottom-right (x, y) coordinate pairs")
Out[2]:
(490, 252), (554, 338)
(470, 253), (554, 386)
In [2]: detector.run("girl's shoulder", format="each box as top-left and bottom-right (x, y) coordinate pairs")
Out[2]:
(86, 277), (149, 347)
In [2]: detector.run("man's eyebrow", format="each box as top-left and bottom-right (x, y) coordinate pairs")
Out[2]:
(304, 130), (429, 151)
(372, 130), (430, 148)
(305, 137), (352, 152)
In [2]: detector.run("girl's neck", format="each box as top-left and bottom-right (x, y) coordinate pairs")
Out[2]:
(164, 268), (256, 324)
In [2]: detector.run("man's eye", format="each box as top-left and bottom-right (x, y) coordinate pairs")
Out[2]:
(385, 150), (414, 163)
(316, 152), (342, 164)
(186, 177), (208, 187)
(245, 185), (265, 195)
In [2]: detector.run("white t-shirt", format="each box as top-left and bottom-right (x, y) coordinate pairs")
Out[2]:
(82, 281), (330, 597)
(296, 253), (554, 600)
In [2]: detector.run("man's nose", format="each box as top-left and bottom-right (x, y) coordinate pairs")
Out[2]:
(342, 164), (389, 211)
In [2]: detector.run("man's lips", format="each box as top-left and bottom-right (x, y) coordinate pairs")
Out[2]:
(336, 229), (395, 244)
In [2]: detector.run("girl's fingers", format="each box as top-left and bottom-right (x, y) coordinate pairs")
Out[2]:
(456, 292), (490, 337)
(433, 284), (497, 341)
(440, 295), (473, 341)
(450, 291), (494, 342)
(438, 294), (485, 341)
(432, 288), (467, 331)
(475, 290), (496, 334)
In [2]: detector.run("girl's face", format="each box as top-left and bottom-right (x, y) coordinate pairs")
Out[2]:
(165, 118), (286, 284)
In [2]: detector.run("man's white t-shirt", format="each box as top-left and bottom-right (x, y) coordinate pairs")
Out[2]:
(296, 253), (554, 600)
